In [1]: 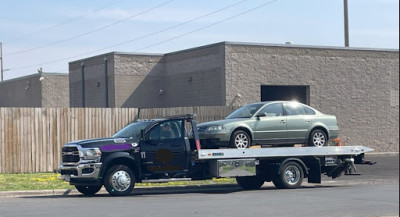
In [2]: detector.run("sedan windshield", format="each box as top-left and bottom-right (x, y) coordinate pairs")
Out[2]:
(113, 122), (152, 139)
(226, 104), (264, 119)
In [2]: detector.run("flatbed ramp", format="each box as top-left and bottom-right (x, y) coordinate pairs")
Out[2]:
(197, 146), (374, 160)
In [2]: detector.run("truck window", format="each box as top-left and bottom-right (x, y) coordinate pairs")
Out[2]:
(148, 120), (183, 141)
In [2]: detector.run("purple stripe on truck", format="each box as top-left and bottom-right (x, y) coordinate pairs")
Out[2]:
(101, 144), (131, 152)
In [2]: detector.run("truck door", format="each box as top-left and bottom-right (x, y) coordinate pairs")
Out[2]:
(140, 120), (187, 175)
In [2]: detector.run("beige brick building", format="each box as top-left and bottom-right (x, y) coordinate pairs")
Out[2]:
(69, 42), (399, 152)
(0, 73), (69, 107)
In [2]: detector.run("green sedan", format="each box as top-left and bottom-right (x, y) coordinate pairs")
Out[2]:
(197, 101), (339, 149)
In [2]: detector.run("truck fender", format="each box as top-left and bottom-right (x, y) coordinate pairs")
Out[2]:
(100, 152), (140, 180)
(277, 158), (309, 175)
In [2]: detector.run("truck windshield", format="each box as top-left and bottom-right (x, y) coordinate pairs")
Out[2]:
(113, 122), (153, 139)
(226, 104), (264, 119)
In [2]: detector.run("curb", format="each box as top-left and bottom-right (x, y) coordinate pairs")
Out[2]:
(0, 184), (240, 198)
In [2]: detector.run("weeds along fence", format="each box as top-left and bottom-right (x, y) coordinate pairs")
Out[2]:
(0, 106), (237, 173)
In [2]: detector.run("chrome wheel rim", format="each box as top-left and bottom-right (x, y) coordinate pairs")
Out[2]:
(111, 170), (131, 192)
(284, 166), (301, 185)
(313, 132), (326, 147)
(235, 133), (249, 149)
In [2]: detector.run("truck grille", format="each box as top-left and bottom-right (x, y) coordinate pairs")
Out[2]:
(62, 146), (80, 163)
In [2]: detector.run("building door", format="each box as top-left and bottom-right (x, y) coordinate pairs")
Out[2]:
(261, 85), (309, 105)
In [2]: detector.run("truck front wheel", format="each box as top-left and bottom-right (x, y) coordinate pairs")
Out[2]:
(75, 185), (102, 196)
(236, 176), (265, 190)
(104, 165), (135, 196)
(273, 161), (304, 189)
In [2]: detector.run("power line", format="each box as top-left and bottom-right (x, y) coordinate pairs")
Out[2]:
(8, 0), (251, 71)
(136, 0), (279, 51)
(3, 0), (125, 45)
(5, 0), (175, 56)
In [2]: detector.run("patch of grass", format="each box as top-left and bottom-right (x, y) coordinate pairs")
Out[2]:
(0, 173), (71, 191)
(0, 173), (235, 191)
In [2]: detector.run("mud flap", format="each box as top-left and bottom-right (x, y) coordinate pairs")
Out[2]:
(308, 158), (321, 184)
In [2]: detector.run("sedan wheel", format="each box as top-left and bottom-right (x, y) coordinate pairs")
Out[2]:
(230, 130), (251, 149)
(308, 129), (327, 147)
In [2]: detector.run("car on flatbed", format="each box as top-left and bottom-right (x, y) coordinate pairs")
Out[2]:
(197, 101), (339, 149)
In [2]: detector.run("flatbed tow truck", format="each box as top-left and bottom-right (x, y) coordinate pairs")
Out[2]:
(59, 114), (374, 196)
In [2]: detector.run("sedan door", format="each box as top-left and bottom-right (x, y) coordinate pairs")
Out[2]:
(283, 102), (312, 144)
(253, 103), (287, 144)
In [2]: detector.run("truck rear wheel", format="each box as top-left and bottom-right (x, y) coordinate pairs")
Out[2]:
(75, 185), (102, 196)
(236, 176), (265, 190)
(273, 161), (304, 189)
(104, 165), (135, 196)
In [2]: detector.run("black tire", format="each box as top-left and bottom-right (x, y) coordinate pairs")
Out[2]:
(236, 176), (265, 190)
(230, 130), (251, 149)
(308, 129), (327, 147)
(104, 165), (135, 196)
(273, 161), (304, 189)
(75, 185), (102, 196)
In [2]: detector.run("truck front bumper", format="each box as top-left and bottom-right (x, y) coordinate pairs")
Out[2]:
(59, 163), (102, 181)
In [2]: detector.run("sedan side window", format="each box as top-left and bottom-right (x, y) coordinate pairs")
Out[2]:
(258, 103), (283, 117)
(304, 107), (316, 115)
(284, 103), (306, 116)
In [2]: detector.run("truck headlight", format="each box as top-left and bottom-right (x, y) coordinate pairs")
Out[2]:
(79, 148), (101, 160)
(207, 125), (224, 131)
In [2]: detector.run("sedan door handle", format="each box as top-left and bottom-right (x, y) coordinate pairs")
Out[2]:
(280, 120), (286, 124)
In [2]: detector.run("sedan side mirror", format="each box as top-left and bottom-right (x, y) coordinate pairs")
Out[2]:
(256, 113), (267, 118)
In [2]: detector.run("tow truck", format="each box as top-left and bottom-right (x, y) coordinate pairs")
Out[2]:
(59, 114), (374, 196)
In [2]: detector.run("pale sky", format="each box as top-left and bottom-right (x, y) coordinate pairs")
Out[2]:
(0, 0), (398, 80)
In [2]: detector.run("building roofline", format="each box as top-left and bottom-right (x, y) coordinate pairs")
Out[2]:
(69, 51), (164, 64)
(0, 72), (68, 84)
(224, 41), (399, 53)
(69, 41), (398, 65)
(165, 42), (226, 56)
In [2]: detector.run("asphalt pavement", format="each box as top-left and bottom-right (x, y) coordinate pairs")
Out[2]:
(0, 153), (398, 217)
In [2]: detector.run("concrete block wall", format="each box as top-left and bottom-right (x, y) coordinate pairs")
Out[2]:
(224, 43), (399, 152)
(164, 44), (226, 107)
(0, 73), (69, 107)
(69, 54), (115, 107)
(41, 74), (69, 107)
(0, 74), (41, 107)
(114, 54), (164, 108)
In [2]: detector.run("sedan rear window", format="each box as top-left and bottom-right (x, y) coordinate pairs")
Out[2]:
(284, 102), (305, 116)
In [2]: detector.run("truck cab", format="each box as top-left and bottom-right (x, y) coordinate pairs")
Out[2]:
(60, 115), (200, 196)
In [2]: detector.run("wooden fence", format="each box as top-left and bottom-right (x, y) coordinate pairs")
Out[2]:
(0, 106), (237, 173)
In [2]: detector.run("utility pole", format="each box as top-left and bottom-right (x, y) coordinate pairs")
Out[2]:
(1, 42), (3, 82)
(344, 0), (349, 47)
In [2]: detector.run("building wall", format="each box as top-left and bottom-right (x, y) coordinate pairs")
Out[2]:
(41, 74), (69, 107)
(225, 43), (399, 152)
(164, 43), (226, 107)
(0, 74), (42, 107)
(114, 54), (164, 108)
(69, 54), (115, 107)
